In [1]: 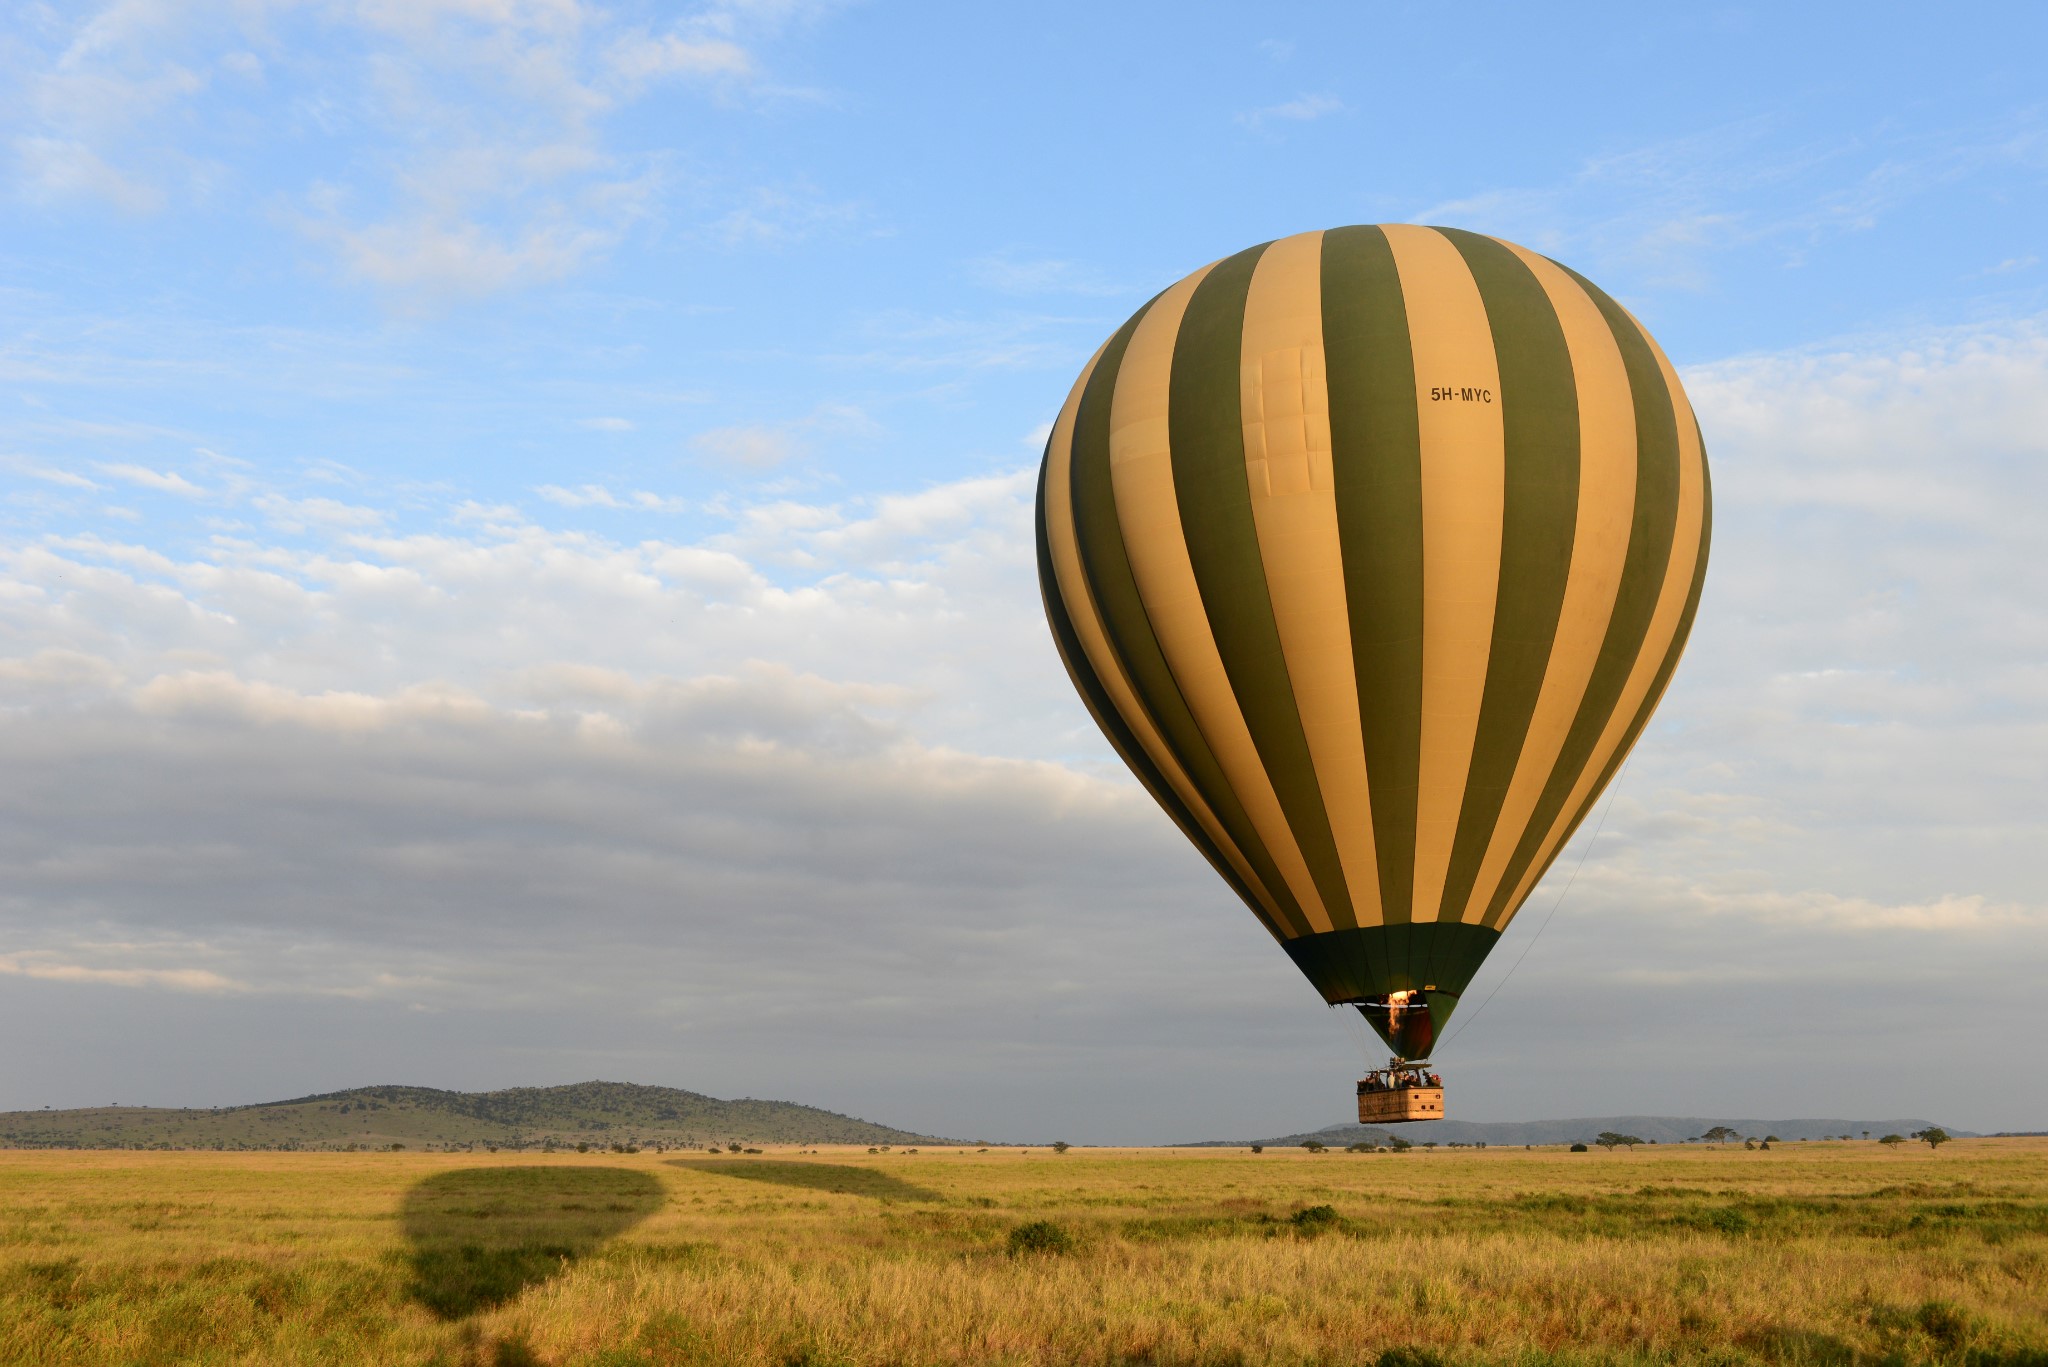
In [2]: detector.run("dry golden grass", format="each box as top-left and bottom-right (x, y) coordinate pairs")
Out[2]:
(2, 1138), (2043, 1366)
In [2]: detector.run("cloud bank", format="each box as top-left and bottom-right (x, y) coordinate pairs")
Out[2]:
(2, 318), (2045, 1138)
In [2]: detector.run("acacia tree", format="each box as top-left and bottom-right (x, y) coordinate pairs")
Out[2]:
(1879, 1134), (1905, 1148)
(1596, 1132), (1644, 1151)
(1913, 1128), (1950, 1150)
(1700, 1126), (1742, 1145)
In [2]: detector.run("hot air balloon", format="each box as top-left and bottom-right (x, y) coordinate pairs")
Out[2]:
(1035, 225), (1710, 1122)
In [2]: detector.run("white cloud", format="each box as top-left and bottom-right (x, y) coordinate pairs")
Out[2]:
(533, 483), (683, 512)
(1238, 93), (1343, 128)
(6, 0), (838, 298)
(1412, 111), (2048, 290)
(0, 953), (246, 995)
(610, 31), (753, 85)
(968, 252), (1125, 298)
(692, 423), (802, 468)
(93, 463), (207, 496)
(709, 184), (866, 246)
(13, 136), (164, 213)
(4, 458), (99, 490)
(253, 493), (385, 531)
(537, 482), (627, 508)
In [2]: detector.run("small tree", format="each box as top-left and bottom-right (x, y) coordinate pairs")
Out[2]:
(1764, 1135), (1781, 1144)
(1388, 1136), (1412, 1152)
(1913, 1128), (1950, 1150)
(1596, 1132), (1644, 1151)
(1701, 1126), (1741, 1145)
(1300, 1139), (1327, 1153)
(1051, 1141), (1071, 1154)
(1879, 1134), (1905, 1148)
(1249, 1145), (1264, 1154)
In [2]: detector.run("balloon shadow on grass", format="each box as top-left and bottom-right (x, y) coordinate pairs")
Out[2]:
(671, 1160), (941, 1202)
(401, 1166), (664, 1319)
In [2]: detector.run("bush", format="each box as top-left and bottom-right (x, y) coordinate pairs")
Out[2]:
(1007, 1220), (1074, 1256)
(1570, 1143), (1589, 1152)
(1290, 1204), (1340, 1234)
(1051, 1142), (1070, 1154)
(1707, 1207), (1752, 1235)
(1300, 1139), (1327, 1153)
(1249, 1145), (1263, 1154)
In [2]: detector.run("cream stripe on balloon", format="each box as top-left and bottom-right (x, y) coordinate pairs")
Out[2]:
(1381, 224), (1505, 923)
(1042, 345), (1288, 933)
(1108, 261), (1335, 933)
(1236, 230), (1385, 928)
(1456, 243), (1639, 924)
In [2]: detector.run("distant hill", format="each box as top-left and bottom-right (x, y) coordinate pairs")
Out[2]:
(1191, 1115), (1971, 1148)
(0, 1081), (954, 1151)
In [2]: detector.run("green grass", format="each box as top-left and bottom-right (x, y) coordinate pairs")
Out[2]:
(1, 1139), (2043, 1365)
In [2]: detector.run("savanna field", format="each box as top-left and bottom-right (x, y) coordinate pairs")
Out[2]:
(2, 1140), (2043, 1367)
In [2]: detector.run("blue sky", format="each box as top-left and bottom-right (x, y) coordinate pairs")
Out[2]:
(2, 1), (2045, 1140)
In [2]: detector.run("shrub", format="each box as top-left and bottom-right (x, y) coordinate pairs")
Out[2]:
(1290, 1204), (1340, 1234)
(1051, 1142), (1070, 1154)
(1300, 1140), (1327, 1153)
(1707, 1207), (1752, 1235)
(1249, 1145), (1263, 1154)
(1570, 1143), (1589, 1153)
(1007, 1220), (1074, 1256)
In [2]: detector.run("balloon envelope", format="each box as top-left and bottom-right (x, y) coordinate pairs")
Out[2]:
(1036, 225), (1711, 1058)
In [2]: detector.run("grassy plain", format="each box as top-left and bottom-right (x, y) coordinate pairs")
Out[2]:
(2, 1139), (2043, 1367)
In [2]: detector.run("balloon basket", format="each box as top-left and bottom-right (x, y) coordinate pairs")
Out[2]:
(1356, 1061), (1445, 1124)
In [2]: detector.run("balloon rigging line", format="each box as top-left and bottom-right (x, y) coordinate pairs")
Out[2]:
(1438, 754), (1634, 1053)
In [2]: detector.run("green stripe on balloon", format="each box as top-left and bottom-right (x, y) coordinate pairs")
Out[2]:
(1167, 242), (1360, 932)
(1034, 453), (1277, 938)
(1066, 300), (1315, 940)
(1480, 265), (1685, 929)
(1434, 228), (1581, 936)
(1320, 224), (1427, 926)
